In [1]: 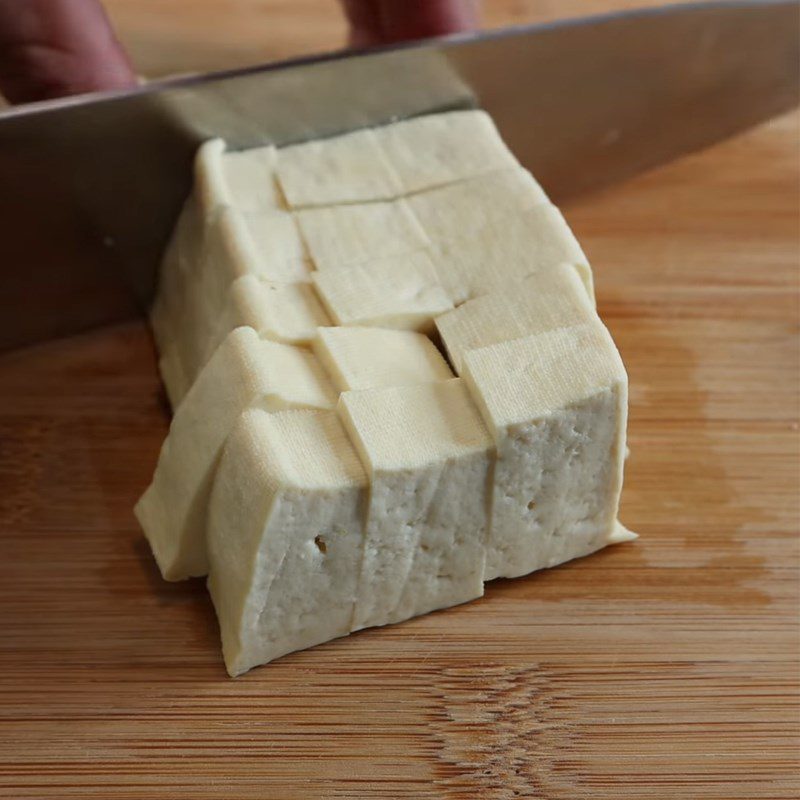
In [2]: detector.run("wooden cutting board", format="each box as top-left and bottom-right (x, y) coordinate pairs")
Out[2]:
(1, 3), (798, 798)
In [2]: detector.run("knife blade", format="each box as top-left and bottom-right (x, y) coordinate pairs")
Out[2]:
(0, 0), (797, 351)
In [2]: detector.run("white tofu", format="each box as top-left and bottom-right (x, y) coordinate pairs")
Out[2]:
(135, 327), (337, 581)
(275, 128), (402, 206)
(375, 109), (519, 193)
(207, 408), (368, 676)
(313, 326), (453, 392)
(155, 207), (312, 406)
(296, 199), (430, 271)
(195, 138), (284, 214)
(204, 275), (331, 363)
(430, 204), (595, 305)
(407, 167), (548, 244)
(312, 250), (452, 333)
(460, 323), (628, 581)
(435, 264), (597, 372)
(338, 380), (493, 631)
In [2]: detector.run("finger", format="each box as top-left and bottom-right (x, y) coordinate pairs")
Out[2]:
(340, 0), (478, 47)
(0, 0), (135, 104)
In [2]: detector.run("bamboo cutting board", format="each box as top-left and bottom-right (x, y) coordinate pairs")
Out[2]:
(1, 3), (798, 798)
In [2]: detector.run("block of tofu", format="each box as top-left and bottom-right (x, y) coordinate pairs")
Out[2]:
(296, 199), (430, 271)
(154, 207), (312, 406)
(312, 250), (452, 333)
(204, 275), (332, 364)
(135, 327), (337, 581)
(407, 167), (548, 244)
(195, 138), (284, 214)
(436, 264), (597, 372)
(207, 408), (368, 676)
(375, 109), (519, 194)
(275, 128), (402, 206)
(429, 204), (594, 306)
(313, 327), (453, 392)
(461, 323), (628, 581)
(338, 380), (493, 631)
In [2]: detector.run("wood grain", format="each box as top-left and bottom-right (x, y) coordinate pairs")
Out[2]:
(1, 2), (799, 797)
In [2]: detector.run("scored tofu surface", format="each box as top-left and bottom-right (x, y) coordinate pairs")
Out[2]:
(140, 109), (635, 674)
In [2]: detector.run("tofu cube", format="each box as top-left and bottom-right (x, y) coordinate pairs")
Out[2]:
(313, 326), (453, 392)
(375, 109), (520, 194)
(135, 327), (337, 581)
(338, 380), (494, 630)
(312, 250), (452, 332)
(407, 167), (548, 244)
(435, 264), (596, 372)
(296, 199), (430, 271)
(275, 128), (403, 206)
(461, 323), (628, 580)
(207, 408), (368, 676)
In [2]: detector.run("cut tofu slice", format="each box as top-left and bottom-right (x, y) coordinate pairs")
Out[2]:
(313, 326), (453, 392)
(275, 128), (402, 206)
(154, 207), (312, 406)
(338, 380), (493, 631)
(296, 199), (430, 271)
(435, 264), (597, 372)
(207, 408), (368, 676)
(429, 204), (594, 306)
(135, 327), (337, 581)
(407, 167), (548, 244)
(460, 323), (628, 581)
(204, 275), (331, 363)
(375, 109), (519, 194)
(312, 250), (452, 333)
(195, 138), (284, 214)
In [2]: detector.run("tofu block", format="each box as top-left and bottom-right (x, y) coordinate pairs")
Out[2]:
(207, 408), (368, 676)
(461, 323), (628, 581)
(313, 326), (453, 392)
(296, 199), (430, 271)
(135, 327), (337, 581)
(429, 204), (594, 306)
(275, 128), (402, 206)
(204, 275), (332, 363)
(407, 167), (548, 244)
(153, 207), (312, 406)
(375, 109), (519, 194)
(338, 380), (493, 631)
(195, 138), (284, 214)
(312, 250), (452, 333)
(435, 264), (597, 372)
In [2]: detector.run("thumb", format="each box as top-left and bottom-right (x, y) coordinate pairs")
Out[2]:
(0, 0), (135, 104)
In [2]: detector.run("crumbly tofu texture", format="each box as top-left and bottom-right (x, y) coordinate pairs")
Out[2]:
(436, 264), (597, 372)
(312, 251), (452, 333)
(207, 408), (367, 676)
(338, 380), (493, 631)
(313, 327), (453, 392)
(135, 327), (337, 581)
(461, 323), (628, 580)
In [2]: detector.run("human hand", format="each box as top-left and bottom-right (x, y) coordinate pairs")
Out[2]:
(0, 0), (478, 105)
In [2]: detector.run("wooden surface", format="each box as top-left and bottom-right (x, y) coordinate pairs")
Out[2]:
(1, 2), (799, 798)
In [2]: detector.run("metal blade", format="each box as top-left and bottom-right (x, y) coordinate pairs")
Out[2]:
(0, 0), (797, 351)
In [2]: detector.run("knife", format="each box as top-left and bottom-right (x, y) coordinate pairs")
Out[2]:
(0, 0), (797, 352)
